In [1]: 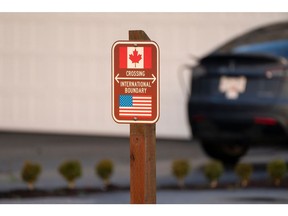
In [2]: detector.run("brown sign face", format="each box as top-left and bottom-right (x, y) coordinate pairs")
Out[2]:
(112, 41), (159, 124)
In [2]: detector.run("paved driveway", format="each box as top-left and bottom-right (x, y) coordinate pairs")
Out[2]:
(1, 189), (288, 204)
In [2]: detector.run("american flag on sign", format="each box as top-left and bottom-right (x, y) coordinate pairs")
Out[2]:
(119, 95), (152, 117)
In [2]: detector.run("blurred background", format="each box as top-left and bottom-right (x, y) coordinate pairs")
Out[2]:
(1, 13), (288, 204)
(1, 13), (287, 138)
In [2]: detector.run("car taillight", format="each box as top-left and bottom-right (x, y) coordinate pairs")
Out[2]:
(254, 117), (277, 125)
(192, 114), (206, 122)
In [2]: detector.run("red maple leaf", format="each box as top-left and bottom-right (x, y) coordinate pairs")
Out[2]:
(129, 49), (142, 67)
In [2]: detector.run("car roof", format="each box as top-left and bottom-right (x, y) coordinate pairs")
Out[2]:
(214, 22), (288, 53)
(253, 22), (288, 33)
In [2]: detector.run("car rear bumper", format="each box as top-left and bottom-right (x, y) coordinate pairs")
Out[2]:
(188, 99), (288, 143)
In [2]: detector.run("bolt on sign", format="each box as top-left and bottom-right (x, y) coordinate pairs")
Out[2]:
(112, 41), (160, 124)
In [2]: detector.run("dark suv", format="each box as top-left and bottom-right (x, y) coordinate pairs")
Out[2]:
(188, 22), (288, 164)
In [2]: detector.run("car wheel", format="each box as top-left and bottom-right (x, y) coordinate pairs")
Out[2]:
(200, 139), (249, 165)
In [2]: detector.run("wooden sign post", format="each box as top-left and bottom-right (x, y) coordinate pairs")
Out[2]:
(112, 30), (159, 204)
(129, 30), (157, 204)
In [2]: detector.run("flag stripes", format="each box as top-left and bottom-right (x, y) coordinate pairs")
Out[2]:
(119, 95), (152, 117)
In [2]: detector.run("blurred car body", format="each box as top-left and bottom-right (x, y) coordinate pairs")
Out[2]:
(188, 22), (288, 164)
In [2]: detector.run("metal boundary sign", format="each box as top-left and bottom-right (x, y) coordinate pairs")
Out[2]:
(112, 41), (160, 124)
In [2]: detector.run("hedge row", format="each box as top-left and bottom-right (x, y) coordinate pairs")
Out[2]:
(172, 159), (287, 188)
(20, 159), (287, 190)
(21, 159), (113, 190)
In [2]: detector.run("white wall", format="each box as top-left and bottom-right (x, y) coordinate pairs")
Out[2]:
(0, 13), (287, 139)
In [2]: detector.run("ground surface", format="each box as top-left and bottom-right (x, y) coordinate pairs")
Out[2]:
(0, 132), (288, 204)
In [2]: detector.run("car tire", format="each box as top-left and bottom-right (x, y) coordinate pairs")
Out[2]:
(200, 139), (249, 165)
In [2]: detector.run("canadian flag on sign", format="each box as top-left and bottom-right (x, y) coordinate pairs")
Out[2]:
(119, 46), (152, 69)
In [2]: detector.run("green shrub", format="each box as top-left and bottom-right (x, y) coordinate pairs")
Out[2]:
(96, 160), (114, 188)
(21, 161), (42, 190)
(203, 160), (224, 188)
(267, 159), (287, 186)
(172, 159), (191, 188)
(235, 163), (253, 187)
(58, 160), (82, 189)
